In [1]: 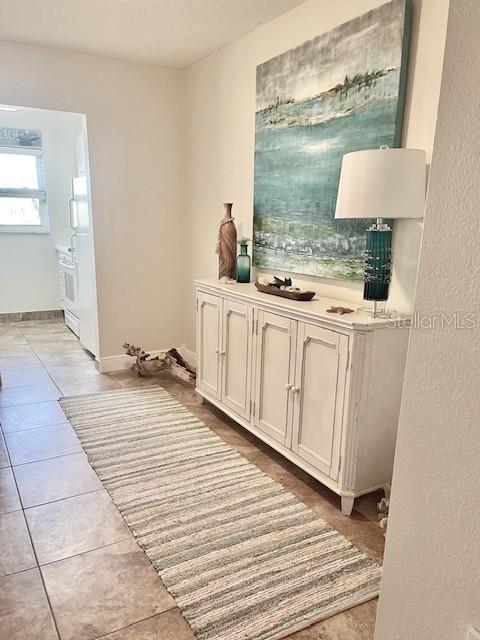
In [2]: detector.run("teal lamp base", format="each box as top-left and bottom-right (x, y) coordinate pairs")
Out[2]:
(363, 219), (392, 317)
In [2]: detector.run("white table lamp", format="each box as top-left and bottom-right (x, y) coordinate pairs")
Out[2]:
(335, 147), (426, 316)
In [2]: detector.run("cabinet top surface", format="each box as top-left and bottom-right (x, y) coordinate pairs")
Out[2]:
(195, 279), (408, 330)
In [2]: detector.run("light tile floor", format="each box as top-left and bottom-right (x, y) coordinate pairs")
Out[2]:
(0, 319), (383, 640)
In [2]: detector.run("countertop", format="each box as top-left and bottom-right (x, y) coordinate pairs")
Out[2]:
(195, 279), (409, 330)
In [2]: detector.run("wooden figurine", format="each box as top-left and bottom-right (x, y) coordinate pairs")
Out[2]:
(216, 202), (237, 280)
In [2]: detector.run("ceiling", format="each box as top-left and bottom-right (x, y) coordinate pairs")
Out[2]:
(0, 0), (305, 68)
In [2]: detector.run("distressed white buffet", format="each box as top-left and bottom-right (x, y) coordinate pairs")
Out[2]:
(195, 279), (409, 516)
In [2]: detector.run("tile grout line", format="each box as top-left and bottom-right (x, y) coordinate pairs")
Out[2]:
(0, 505), (24, 516)
(91, 606), (180, 640)
(9, 449), (86, 469)
(1, 421), (71, 435)
(350, 608), (377, 638)
(0, 432), (12, 467)
(37, 537), (136, 570)
(23, 487), (106, 514)
(349, 606), (378, 637)
(19, 350), (64, 394)
(0, 397), (65, 409)
(10, 484), (104, 511)
(8, 453), (63, 640)
(19, 322), (82, 396)
(0, 397), (63, 411)
(0, 560), (39, 581)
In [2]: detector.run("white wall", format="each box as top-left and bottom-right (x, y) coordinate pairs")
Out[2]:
(0, 42), (185, 357)
(0, 108), (82, 313)
(183, 0), (449, 350)
(0, 0), (450, 357)
(375, 1), (480, 638)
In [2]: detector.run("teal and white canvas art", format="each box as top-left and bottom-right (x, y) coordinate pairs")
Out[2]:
(253, 0), (411, 281)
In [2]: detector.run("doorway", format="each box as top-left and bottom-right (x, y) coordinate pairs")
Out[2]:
(0, 104), (98, 357)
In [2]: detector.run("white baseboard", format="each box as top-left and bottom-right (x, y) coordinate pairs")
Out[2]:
(98, 349), (167, 373)
(98, 346), (197, 374)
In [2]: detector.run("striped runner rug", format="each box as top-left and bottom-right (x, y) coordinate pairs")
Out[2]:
(60, 386), (381, 640)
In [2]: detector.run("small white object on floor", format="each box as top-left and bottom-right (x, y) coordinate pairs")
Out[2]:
(378, 484), (391, 536)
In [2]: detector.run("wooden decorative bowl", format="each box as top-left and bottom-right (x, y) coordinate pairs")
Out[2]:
(255, 281), (315, 301)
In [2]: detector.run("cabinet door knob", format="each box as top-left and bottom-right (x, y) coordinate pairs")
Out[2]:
(291, 386), (300, 393)
(285, 384), (292, 390)
(220, 351), (226, 356)
(215, 348), (220, 354)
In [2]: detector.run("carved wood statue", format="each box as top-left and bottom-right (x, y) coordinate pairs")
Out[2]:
(216, 202), (237, 280)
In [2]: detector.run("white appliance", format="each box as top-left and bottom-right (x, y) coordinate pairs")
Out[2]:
(67, 168), (98, 356)
(59, 128), (98, 356)
(57, 245), (79, 336)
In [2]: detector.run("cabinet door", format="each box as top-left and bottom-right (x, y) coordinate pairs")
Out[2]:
(221, 300), (253, 419)
(291, 323), (349, 480)
(196, 292), (222, 400)
(254, 310), (296, 445)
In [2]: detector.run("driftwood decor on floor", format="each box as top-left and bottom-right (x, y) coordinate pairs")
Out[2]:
(123, 343), (196, 381)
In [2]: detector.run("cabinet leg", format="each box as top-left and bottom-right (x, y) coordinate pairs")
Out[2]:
(341, 496), (354, 516)
(196, 392), (205, 405)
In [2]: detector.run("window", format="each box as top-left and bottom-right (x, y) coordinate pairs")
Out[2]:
(0, 128), (48, 233)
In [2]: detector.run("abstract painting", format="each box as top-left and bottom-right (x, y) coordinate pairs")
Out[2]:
(253, 0), (411, 280)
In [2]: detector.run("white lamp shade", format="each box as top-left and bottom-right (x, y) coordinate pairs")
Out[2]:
(334, 148), (426, 220)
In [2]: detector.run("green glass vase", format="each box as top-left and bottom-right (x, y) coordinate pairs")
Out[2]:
(236, 244), (251, 283)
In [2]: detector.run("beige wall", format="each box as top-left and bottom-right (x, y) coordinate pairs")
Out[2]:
(375, 1), (480, 637)
(0, 0), (450, 358)
(0, 108), (82, 314)
(0, 42), (185, 357)
(183, 0), (449, 350)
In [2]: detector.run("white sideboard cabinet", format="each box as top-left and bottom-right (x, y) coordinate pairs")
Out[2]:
(195, 279), (409, 516)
